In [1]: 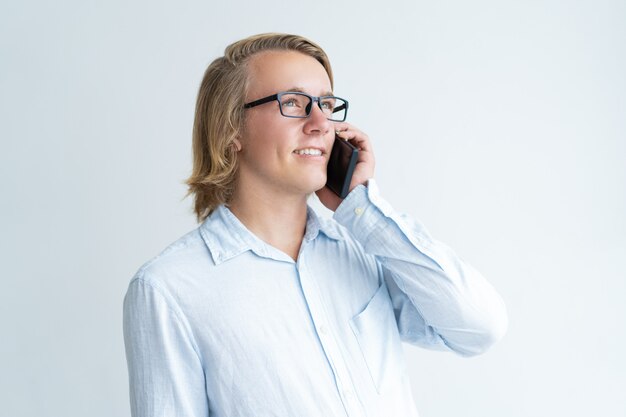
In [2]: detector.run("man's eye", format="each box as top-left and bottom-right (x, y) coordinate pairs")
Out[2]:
(282, 99), (299, 107)
(320, 101), (334, 110)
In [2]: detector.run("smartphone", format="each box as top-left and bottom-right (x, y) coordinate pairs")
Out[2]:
(326, 135), (359, 198)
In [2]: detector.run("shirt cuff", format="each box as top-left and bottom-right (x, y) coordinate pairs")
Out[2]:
(332, 178), (432, 248)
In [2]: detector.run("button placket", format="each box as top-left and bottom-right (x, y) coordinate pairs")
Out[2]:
(296, 256), (366, 417)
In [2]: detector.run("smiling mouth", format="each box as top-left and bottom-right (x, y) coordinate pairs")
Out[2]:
(293, 148), (323, 156)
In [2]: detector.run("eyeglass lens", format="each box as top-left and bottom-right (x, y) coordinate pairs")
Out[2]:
(279, 93), (347, 121)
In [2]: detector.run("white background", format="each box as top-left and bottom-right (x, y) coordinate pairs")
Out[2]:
(1, 1), (624, 416)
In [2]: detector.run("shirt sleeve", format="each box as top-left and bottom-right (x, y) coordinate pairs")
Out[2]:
(332, 179), (508, 357)
(123, 275), (209, 417)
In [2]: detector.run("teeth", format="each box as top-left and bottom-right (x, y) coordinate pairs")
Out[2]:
(294, 148), (322, 156)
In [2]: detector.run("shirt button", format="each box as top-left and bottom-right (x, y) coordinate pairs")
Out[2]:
(354, 207), (364, 216)
(319, 325), (329, 335)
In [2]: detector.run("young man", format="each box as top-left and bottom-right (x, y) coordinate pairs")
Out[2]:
(123, 33), (508, 417)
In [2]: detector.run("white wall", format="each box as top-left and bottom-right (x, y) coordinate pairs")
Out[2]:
(1, 1), (624, 416)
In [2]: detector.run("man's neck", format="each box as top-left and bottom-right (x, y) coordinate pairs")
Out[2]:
(228, 183), (309, 261)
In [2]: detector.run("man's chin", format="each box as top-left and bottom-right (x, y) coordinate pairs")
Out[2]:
(288, 170), (327, 196)
(311, 179), (328, 194)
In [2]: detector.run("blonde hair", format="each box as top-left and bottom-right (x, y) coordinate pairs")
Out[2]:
(185, 33), (334, 222)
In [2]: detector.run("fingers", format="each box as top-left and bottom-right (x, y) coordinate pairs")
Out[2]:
(333, 122), (376, 186)
(333, 123), (373, 153)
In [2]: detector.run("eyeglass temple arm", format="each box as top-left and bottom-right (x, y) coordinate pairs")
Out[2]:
(243, 94), (279, 109)
(333, 103), (347, 113)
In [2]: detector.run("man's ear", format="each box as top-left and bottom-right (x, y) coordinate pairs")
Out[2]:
(233, 137), (242, 151)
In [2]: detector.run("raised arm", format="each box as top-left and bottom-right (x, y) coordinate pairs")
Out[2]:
(333, 180), (508, 356)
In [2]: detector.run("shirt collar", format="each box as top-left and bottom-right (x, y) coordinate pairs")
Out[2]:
(303, 205), (344, 243)
(199, 204), (342, 265)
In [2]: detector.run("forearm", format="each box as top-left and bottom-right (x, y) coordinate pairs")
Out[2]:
(333, 179), (508, 355)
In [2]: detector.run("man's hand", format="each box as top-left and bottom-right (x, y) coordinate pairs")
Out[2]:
(316, 123), (375, 212)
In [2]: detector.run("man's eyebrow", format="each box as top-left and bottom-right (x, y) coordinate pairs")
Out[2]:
(285, 87), (334, 96)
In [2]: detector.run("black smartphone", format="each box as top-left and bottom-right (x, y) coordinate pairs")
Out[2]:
(326, 135), (359, 198)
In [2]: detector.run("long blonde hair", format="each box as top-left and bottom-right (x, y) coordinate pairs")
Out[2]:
(185, 33), (334, 222)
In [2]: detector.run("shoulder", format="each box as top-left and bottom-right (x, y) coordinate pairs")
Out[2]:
(129, 227), (213, 293)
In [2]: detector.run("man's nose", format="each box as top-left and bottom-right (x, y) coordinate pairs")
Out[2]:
(304, 101), (331, 133)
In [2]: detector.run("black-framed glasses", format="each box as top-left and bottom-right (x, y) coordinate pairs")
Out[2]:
(243, 91), (349, 122)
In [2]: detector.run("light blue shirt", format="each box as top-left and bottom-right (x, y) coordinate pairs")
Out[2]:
(123, 179), (508, 417)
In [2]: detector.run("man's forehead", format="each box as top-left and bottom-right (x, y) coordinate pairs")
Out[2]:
(283, 86), (334, 96)
(246, 51), (332, 96)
